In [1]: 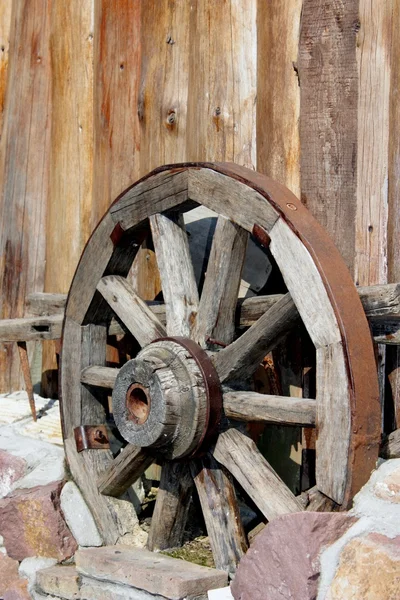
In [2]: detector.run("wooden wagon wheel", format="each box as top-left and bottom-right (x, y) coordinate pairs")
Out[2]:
(60, 162), (380, 575)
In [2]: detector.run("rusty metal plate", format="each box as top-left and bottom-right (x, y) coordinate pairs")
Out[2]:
(74, 425), (110, 452)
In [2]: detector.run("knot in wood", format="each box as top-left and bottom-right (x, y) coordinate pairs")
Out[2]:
(112, 340), (209, 459)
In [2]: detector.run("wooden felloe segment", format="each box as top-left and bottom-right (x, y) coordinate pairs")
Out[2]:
(109, 170), (189, 231)
(213, 428), (303, 521)
(191, 455), (247, 575)
(188, 169), (279, 234)
(65, 213), (115, 324)
(97, 445), (154, 497)
(315, 342), (351, 503)
(97, 275), (166, 346)
(150, 213), (198, 337)
(147, 462), (193, 552)
(223, 391), (316, 427)
(213, 293), (299, 383)
(270, 219), (341, 349)
(193, 217), (248, 347)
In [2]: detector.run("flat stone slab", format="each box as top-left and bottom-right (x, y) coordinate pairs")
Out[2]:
(76, 546), (228, 600)
(36, 565), (80, 600)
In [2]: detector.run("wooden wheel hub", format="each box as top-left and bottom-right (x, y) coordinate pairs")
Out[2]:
(112, 339), (215, 459)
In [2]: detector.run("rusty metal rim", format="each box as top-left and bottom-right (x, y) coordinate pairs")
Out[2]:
(154, 336), (223, 458)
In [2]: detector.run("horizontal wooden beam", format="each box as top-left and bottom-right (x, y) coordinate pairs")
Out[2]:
(0, 314), (63, 342)
(3, 283), (400, 343)
(223, 390), (316, 426)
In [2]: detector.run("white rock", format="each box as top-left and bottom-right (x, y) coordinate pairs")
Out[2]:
(0, 425), (65, 488)
(60, 481), (102, 547)
(208, 587), (233, 599)
(19, 556), (58, 592)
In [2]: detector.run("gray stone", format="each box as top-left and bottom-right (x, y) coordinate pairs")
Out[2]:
(36, 565), (80, 599)
(19, 556), (58, 593)
(231, 512), (356, 600)
(81, 577), (208, 600)
(60, 481), (102, 547)
(76, 546), (228, 600)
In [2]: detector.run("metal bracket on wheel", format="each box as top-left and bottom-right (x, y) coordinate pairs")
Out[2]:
(74, 425), (110, 452)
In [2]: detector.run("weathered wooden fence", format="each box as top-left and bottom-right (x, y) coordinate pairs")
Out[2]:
(0, 1), (399, 438)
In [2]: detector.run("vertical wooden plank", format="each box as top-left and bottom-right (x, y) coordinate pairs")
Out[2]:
(355, 2), (392, 424)
(45, 0), (94, 295)
(0, 1), (12, 137)
(387, 0), (400, 428)
(0, 0), (52, 392)
(92, 0), (142, 227)
(299, 1), (359, 273)
(187, 0), (256, 167)
(139, 1), (190, 172)
(354, 1), (391, 288)
(256, 0), (302, 196)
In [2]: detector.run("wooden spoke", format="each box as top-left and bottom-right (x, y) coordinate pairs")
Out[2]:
(81, 365), (119, 388)
(97, 444), (154, 497)
(147, 461), (193, 552)
(223, 390), (316, 426)
(213, 293), (299, 383)
(150, 213), (199, 337)
(213, 428), (303, 521)
(191, 454), (247, 575)
(97, 275), (166, 346)
(193, 217), (248, 347)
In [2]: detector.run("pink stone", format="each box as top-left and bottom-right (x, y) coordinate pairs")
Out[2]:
(0, 553), (30, 600)
(0, 481), (77, 561)
(231, 512), (357, 600)
(0, 450), (27, 498)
